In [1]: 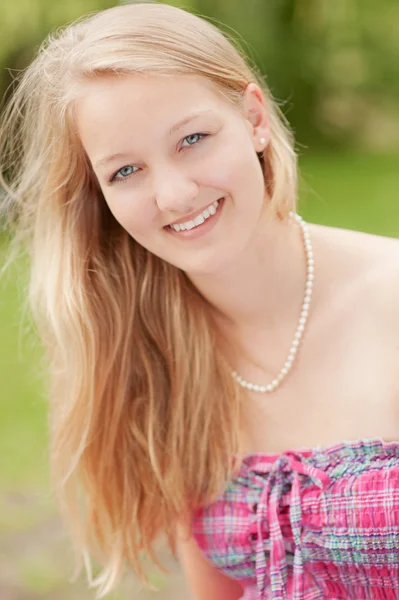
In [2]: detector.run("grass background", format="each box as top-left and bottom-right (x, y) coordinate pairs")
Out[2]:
(1, 152), (398, 599)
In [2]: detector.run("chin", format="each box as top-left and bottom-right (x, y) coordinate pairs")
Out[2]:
(181, 249), (241, 277)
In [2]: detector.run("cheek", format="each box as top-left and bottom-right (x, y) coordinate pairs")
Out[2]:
(207, 137), (259, 191)
(104, 191), (155, 238)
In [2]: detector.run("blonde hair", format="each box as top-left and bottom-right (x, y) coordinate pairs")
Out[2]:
(0, 2), (297, 596)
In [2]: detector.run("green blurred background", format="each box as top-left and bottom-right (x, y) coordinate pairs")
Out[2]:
(1, 1), (398, 598)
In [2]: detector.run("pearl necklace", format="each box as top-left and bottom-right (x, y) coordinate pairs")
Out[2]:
(231, 212), (314, 393)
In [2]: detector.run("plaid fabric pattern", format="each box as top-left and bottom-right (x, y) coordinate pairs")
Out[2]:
(191, 438), (399, 599)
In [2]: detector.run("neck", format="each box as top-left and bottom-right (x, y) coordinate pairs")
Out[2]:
(188, 213), (307, 337)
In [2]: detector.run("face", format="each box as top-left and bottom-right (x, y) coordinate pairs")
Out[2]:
(76, 73), (269, 275)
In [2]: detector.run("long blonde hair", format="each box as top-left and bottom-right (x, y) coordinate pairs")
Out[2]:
(0, 2), (297, 596)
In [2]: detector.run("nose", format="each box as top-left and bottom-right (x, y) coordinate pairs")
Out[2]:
(153, 165), (199, 214)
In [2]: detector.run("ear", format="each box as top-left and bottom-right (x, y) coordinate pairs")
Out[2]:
(242, 83), (269, 153)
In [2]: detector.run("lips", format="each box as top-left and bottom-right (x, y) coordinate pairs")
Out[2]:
(168, 200), (218, 227)
(166, 197), (225, 239)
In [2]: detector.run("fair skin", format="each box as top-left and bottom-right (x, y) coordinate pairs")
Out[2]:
(76, 73), (399, 600)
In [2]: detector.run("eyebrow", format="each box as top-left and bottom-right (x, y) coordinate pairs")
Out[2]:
(168, 109), (214, 135)
(93, 109), (215, 170)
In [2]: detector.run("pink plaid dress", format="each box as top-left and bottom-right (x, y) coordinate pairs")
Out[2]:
(191, 438), (399, 599)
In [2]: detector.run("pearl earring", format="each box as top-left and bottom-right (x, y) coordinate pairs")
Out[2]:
(260, 137), (266, 145)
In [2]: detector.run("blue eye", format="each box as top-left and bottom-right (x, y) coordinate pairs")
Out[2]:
(109, 133), (208, 184)
(181, 133), (207, 147)
(110, 165), (138, 183)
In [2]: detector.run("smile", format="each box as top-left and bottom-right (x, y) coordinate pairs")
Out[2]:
(166, 198), (225, 240)
(169, 200), (220, 232)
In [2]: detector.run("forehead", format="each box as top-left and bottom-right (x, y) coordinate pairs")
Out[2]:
(75, 73), (235, 133)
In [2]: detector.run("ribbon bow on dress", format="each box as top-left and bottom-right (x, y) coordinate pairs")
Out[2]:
(249, 452), (332, 600)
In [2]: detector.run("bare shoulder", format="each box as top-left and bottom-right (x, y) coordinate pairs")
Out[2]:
(310, 220), (399, 275)
(309, 221), (399, 318)
(311, 221), (398, 256)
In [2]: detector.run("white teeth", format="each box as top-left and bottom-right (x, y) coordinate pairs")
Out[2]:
(194, 214), (205, 226)
(169, 198), (222, 232)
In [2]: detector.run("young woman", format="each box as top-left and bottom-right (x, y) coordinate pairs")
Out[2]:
(1, 3), (399, 599)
